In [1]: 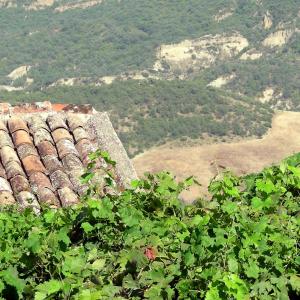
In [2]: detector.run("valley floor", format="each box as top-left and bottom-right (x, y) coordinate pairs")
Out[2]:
(133, 111), (300, 202)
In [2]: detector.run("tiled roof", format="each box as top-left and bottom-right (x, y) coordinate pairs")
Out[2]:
(0, 102), (137, 211)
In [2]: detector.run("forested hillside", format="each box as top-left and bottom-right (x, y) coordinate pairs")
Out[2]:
(0, 0), (299, 154)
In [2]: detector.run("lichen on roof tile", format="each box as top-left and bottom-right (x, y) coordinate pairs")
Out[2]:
(12, 130), (33, 147)
(0, 191), (15, 205)
(52, 128), (73, 143)
(6, 161), (26, 179)
(62, 154), (83, 171)
(22, 155), (47, 176)
(1, 146), (20, 166)
(0, 177), (13, 193)
(10, 175), (30, 194)
(73, 127), (89, 143)
(33, 128), (54, 146)
(37, 141), (57, 157)
(58, 187), (79, 207)
(47, 114), (68, 131)
(0, 131), (14, 148)
(50, 170), (73, 190)
(42, 155), (63, 174)
(67, 114), (86, 131)
(36, 187), (60, 208)
(16, 191), (40, 213)
(76, 139), (96, 160)
(8, 117), (29, 133)
(0, 120), (8, 132)
(28, 116), (49, 133)
(29, 172), (53, 193)
(17, 144), (39, 160)
(56, 139), (79, 159)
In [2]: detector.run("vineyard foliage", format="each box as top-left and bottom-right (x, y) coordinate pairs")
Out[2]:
(0, 151), (299, 299)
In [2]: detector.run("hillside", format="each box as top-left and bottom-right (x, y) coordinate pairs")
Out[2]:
(0, 0), (299, 154)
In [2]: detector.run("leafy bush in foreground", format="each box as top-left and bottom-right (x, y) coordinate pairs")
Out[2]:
(0, 152), (299, 299)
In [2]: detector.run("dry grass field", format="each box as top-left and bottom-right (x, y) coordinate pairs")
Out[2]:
(133, 111), (300, 202)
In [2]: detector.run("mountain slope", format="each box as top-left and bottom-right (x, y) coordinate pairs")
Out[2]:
(0, 0), (299, 154)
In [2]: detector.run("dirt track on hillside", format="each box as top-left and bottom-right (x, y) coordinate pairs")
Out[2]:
(133, 111), (300, 202)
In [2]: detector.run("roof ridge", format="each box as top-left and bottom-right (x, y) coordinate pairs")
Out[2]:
(0, 101), (96, 114)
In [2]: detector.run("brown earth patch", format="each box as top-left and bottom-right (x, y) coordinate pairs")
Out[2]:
(133, 111), (300, 202)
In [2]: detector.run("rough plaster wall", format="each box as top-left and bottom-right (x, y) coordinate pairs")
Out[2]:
(85, 112), (138, 187)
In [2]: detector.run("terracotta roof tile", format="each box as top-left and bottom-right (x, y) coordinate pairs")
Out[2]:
(0, 131), (14, 148)
(58, 187), (79, 207)
(76, 139), (96, 160)
(0, 191), (15, 205)
(37, 141), (57, 157)
(33, 128), (54, 146)
(29, 172), (53, 193)
(8, 117), (29, 133)
(12, 130), (33, 147)
(22, 155), (47, 176)
(52, 128), (73, 143)
(17, 144), (39, 160)
(62, 154), (83, 171)
(16, 191), (40, 213)
(36, 187), (60, 207)
(47, 114), (68, 131)
(42, 155), (64, 174)
(6, 161), (26, 179)
(0, 162), (6, 179)
(28, 116), (49, 133)
(0, 177), (12, 193)
(73, 127), (89, 143)
(50, 170), (73, 190)
(56, 139), (79, 159)
(67, 114), (86, 131)
(1, 146), (20, 166)
(10, 175), (30, 194)
(0, 120), (8, 132)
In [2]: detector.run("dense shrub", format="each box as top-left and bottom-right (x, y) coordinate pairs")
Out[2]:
(0, 151), (299, 299)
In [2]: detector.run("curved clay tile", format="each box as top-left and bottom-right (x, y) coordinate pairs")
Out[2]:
(0, 120), (8, 132)
(52, 128), (73, 143)
(17, 144), (38, 160)
(37, 141), (57, 157)
(6, 161), (26, 179)
(56, 139), (79, 160)
(36, 187), (60, 207)
(29, 172), (53, 193)
(10, 175), (31, 194)
(67, 114), (85, 131)
(73, 127), (89, 143)
(76, 139), (96, 160)
(0, 146), (20, 166)
(0, 191), (15, 205)
(0, 131), (14, 149)
(58, 187), (79, 207)
(22, 155), (47, 176)
(62, 154), (83, 171)
(42, 155), (63, 174)
(12, 130), (33, 147)
(47, 114), (68, 131)
(33, 128), (54, 146)
(0, 177), (12, 193)
(68, 169), (87, 195)
(16, 191), (40, 213)
(0, 162), (6, 179)
(50, 170), (73, 190)
(7, 117), (28, 133)
(28, 116), (49, 133)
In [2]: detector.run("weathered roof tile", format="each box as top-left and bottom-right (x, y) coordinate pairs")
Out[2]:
(62, 154), (83, 171)
(17, 144), (39, 160)
(76, 139), (95, 160)
(58, 187), (79, 207)
(67, 114), (85, 131)
(0, 177), (12, 193)
(36, 187), (60, 207)
(50, 170), (73, 190)
(22, 155), (47, 176)
(0, 131), (14, 148)
(8, 117), (29, 133)
(52, 128), (73, 143)
(16, 191), (40, 213)
(6, 161), (26, 179)
(12, 130), (33, 147)
(0, 120), (8, 132)
(33, 128), (54, 146)
(0, 146), (20, 166)
(73, 127), (89, 143)
(47, 114), (68, 131)
(10, 175), (31, 194)
(29, 172), (53, 193)
(42, 155), (63, 174)
(0, 191), (15, 205)
(28, 116), (49, 133)
(56, 139), (79, 159)
(37, 141), (57, 157)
